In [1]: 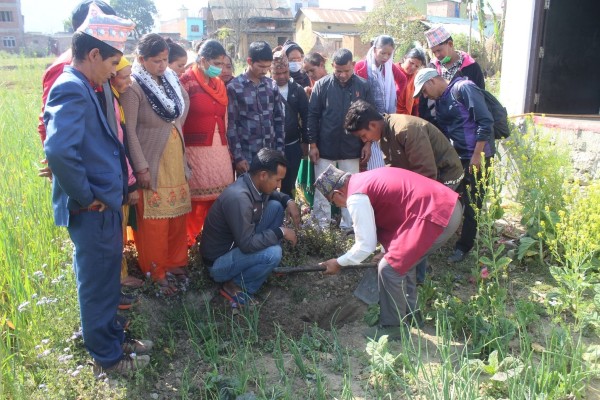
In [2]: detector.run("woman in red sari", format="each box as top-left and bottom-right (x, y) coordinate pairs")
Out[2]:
(180, 40), (234, 246)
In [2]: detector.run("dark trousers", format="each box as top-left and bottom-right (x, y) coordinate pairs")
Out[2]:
(455, 157), (492, 253)
(67, 210), (124, 368)
(281, 141), (303, 197)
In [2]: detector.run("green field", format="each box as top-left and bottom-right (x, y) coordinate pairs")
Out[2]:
(1, 54), (599, 399)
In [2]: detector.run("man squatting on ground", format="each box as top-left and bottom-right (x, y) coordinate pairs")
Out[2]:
(200, 148), (301, 308)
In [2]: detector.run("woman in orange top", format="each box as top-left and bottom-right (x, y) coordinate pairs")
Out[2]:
(396, 47), (426, 116)
(180, 40), (234, 246)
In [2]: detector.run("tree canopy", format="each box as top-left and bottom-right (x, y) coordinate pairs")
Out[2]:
(360, 0), (423, 59)
(111, 0), (158, 38)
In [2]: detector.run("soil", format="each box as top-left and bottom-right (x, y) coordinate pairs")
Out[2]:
(115, 217), (600, 399)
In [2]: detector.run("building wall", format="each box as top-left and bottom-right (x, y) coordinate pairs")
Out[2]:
(498, 0), (536, 115)
(342, 35), (370, 60)
(295, 13), (314, 54)
(426, 1), (460, 18)
(186, 18), (204, 41)
(0, 0), (24, 53)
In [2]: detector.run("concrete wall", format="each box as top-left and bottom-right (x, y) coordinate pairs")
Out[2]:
(531, 117), (600, 181)
(498, 0), (535, 116)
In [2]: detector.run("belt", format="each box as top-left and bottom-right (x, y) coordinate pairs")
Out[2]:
(69, 205), (102, 215)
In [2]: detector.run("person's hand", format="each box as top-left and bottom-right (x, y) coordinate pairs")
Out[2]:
(320, 258), (341, 275)
(88, 199), (107, 212)
(361, 142), (372, 165)
(469, 152), (482, 174)
(301, 143), (309, 157)
(235, 160), (250, 175)
(127, 190), (139, 205)
(309, 144), (320, 163)
(286, 200), (301, 229)
(136, 169), (151, 189)
(281, 227), (297, 247)
(38, 159), (52, 181)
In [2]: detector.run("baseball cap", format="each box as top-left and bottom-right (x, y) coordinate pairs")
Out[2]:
(413, 68), (439, 98)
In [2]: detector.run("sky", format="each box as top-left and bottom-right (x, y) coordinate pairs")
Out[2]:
(21, 0), (374, 34)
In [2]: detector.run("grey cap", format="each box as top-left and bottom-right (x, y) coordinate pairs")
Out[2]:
(413, 68), (439, 98)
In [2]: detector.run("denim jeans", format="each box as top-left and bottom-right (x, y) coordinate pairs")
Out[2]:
(209, 200), (284, 294)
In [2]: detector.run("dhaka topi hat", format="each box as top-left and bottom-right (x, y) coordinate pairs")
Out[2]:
(424, 25), (452, 48)
(314, 164), (351, 199)
(77, 2), (135, 52)
(413, 67), (439, 98)
(272, 50), (289, 72)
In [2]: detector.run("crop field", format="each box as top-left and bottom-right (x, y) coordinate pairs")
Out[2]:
(1, 55), (599, 399)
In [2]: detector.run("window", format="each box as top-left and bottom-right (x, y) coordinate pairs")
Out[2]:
(3, 37), (16, 47)
(191, 24), (199, 32)
(0, 11), (13, 22)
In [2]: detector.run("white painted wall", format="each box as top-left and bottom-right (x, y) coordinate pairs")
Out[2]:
(499, 0), (536, 115)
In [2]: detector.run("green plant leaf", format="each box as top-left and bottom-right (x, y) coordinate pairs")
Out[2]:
(518, 236), (538, 260)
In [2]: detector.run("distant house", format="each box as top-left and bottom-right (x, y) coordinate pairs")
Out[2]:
(287, 0), (319, 14)
(206, 0), (294, 59)
(160, 6), (205, 42)
(294, 8), (369, 58)
(1, 0), (24, 53)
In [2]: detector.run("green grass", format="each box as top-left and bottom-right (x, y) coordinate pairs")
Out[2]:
(1, 56), (599, 399)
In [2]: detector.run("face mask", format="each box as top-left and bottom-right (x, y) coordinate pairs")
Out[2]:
(205, 64), (222, 78)
(288, 62), (302, 73)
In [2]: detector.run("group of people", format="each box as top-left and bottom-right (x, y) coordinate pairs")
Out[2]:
(39, 0), (496, 378)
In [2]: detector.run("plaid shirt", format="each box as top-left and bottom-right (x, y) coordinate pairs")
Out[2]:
(226, 72), (285, 163)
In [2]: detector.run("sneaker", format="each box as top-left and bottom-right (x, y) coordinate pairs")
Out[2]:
(118, 293), (139, 310)
(363, 324), (409, 341)
(447, 249), (467, 263)
(93, 354), (150, 378)
(122, 338), (153, 355)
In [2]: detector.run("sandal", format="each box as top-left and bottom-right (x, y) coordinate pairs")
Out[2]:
(121, 275), (144, 288)
(122, 338), (153, 355)
(167, 267), (190, 283)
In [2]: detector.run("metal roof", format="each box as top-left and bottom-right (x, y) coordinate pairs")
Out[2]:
(296, 8), (368, 25)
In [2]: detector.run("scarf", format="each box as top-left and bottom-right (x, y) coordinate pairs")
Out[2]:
(131, 61), (185, 122)
(110, 85), (126, 124)
(366, 47), (396, 114)
(191, 63), (228, 106)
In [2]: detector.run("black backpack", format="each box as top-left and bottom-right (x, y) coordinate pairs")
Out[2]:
(451, 81), (510, 139)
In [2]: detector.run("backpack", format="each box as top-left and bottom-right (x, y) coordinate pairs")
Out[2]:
(451, 81), (510, 139)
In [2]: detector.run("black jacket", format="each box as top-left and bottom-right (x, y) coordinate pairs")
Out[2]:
(200, 174), (290, 264)
(281, 80), (309, 145)
(307, 74), (374, 160)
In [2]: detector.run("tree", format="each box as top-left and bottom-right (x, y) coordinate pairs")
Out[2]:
(111, 0), (158, 38)
(360, 0), (423, 59)
(211, 0), (261, 59)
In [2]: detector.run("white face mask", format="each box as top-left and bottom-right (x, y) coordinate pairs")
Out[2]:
(288, 62), (302, 73)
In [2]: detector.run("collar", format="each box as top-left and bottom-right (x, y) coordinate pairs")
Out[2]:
(242, 174), (263, 200)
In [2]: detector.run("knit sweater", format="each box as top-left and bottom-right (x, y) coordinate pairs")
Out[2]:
(120, 81), (190, 191)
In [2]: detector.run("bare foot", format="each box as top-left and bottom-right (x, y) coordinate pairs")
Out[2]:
(156, 278), (178, 297)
